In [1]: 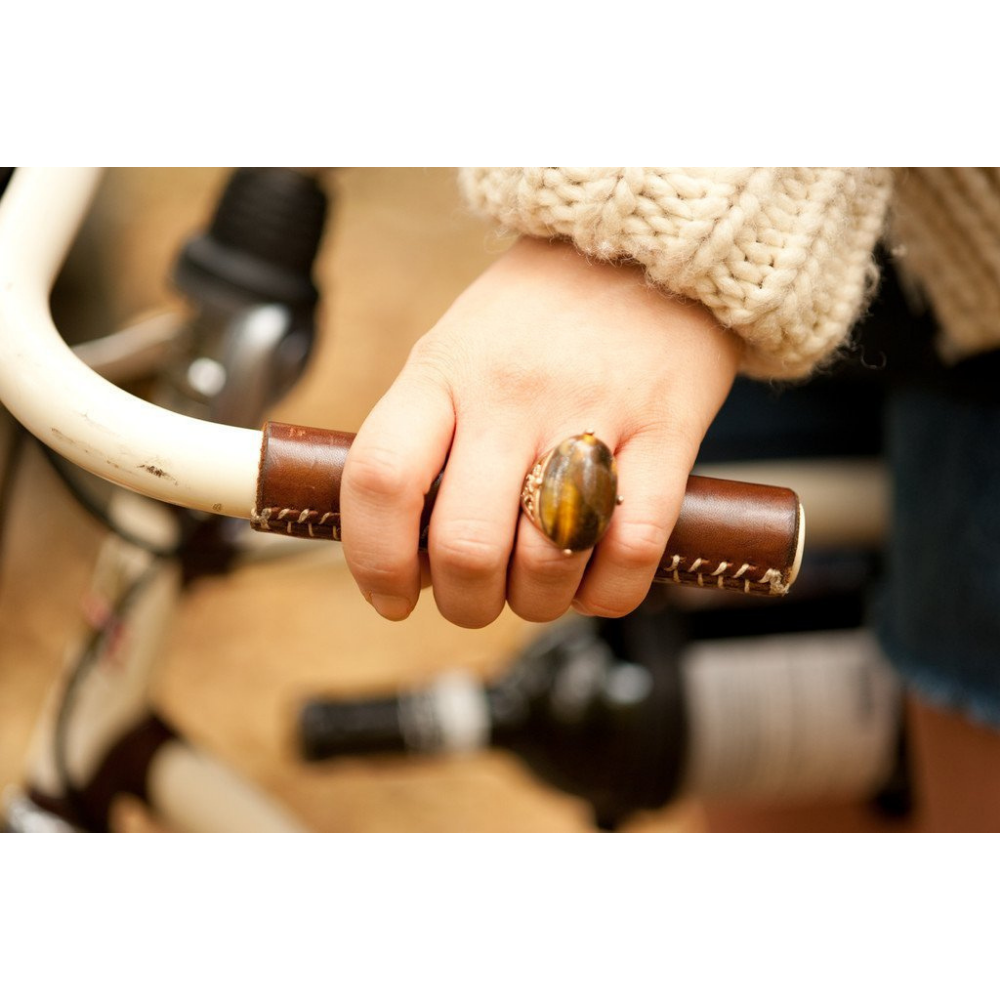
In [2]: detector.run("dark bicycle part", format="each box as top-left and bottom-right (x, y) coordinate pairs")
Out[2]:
(173, 167), (327, 316)
(10, 715), (180, 834)
(163, 168), (331, 428)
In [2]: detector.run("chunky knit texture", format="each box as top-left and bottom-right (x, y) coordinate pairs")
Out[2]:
(459, 168), (897, 379)
(890, 168), (1000, 363)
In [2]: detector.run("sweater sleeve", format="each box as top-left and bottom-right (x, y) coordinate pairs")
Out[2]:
(458, 167), (894, 379)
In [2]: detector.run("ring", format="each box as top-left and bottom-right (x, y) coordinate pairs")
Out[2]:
(521, 431), (623, 554)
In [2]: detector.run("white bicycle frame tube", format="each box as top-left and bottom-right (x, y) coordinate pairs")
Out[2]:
(0, 167), (260, 518)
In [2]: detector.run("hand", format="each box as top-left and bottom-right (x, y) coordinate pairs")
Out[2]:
(341, 237), (743, 628)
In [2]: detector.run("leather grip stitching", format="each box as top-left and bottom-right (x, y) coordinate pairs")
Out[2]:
(661, 554), (788, 595)
(251, 506), (341, 540)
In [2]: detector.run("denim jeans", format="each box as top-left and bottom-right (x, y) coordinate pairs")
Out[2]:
(877, 385), (1000, 729)
(702, 358), (1000, 731)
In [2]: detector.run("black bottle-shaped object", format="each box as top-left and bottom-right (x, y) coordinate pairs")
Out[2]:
(299, 594), (909, 830)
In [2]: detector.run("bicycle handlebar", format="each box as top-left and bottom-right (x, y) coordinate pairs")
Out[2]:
(0, 169), (803, 597)
(252, 422), (804, 596)
(0, 168), (261, 517)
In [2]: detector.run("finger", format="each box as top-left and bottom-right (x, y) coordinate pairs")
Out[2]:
(507, 507), (592, 622)
(341, 372), (454, 621)
(426, 420), (535, 629)
(506, 429), (608, 622)
(573, 431), (694, 618)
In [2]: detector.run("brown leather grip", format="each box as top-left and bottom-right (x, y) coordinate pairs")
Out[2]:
(251, 421), (803, 597)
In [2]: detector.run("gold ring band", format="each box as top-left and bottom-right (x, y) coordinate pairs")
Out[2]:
(521, 431), (622, 554)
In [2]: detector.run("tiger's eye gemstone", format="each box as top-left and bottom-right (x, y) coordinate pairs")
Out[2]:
(537, 433), (618, 552)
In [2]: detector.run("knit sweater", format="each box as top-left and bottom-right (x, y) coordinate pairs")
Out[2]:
(458, 168), (1000, 380)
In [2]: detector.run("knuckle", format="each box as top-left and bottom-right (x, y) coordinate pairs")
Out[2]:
(432, 522), (508, 580)
(479, 359), (549, 409)
(521, 545), (582, 584)
(404, 338), (454, 386)
(506, 548), (584, 623)
(344, 445), (412, 502)
(620, 414), (703, 470)
(604, 518), (669, 573)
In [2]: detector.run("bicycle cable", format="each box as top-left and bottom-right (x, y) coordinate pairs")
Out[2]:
(52, 559), (164, 830)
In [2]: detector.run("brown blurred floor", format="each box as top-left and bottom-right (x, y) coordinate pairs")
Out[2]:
(0, 168), (702, 832)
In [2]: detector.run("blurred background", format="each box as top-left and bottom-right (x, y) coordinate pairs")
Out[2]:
(1, 168), (918, 833)
(0, 168), (706, 832)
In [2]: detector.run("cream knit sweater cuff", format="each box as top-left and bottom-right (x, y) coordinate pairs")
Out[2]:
(459, 167), (894, 380)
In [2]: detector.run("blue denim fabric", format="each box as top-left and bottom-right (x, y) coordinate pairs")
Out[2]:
(877, 386), (1000, 729)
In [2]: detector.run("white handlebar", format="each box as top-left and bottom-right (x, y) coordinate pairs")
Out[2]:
(0, 167), (261, 518)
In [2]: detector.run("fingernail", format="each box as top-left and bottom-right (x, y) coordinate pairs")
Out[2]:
(370, 594), (412, 621)
(571, 600), (593, 617)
